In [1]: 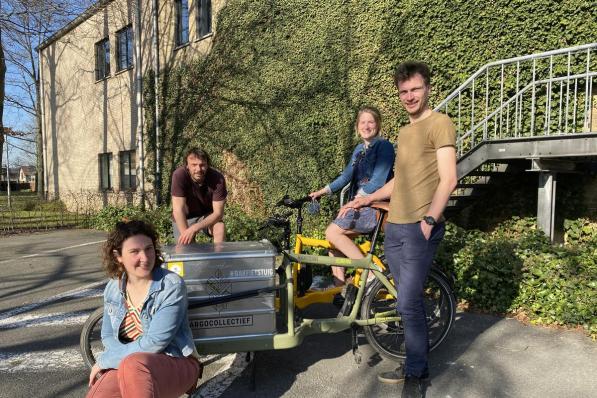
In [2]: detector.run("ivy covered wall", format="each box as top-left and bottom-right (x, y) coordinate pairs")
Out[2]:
(145, 0), (596, 217)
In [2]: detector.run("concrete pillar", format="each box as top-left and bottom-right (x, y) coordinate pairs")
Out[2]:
(537, 172), (556, 242)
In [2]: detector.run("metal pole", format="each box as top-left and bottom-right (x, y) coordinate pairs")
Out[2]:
(584, 49), (591, 130)
(38, 47), (48, 200)
(530, 59), (536, 136)
(4, 135), (11, 209)
(152, 0), (162, 205)
(565, 52), (571, 134)
(135, 0), (145, 208)
(515, 61), (520, 136)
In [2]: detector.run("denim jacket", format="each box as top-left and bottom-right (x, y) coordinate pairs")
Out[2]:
(97, 267), (196, 370)
(328, 138), (395, 199)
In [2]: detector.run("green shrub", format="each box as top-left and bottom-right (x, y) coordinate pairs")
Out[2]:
(87, 205), (173, 244)
(438, 217), (596, 338)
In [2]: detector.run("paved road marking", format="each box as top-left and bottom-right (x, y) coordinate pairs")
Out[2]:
(0, 282), (105, 322)
(0, 310), (98, 329)
(0, 239), (105, 264)
(0, 349), (85, 372)
(192, 353), (249, 398)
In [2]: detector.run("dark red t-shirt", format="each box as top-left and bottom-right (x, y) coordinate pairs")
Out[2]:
(170, 166), (227, 219)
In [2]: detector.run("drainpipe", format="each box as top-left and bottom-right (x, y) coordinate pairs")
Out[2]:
(134, 0), (145, 208)
(151, 0), (162, 205)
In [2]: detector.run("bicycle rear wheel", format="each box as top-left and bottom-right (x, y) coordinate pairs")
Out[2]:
(80, 307), (104, 369)
(361, 269), (456, 362)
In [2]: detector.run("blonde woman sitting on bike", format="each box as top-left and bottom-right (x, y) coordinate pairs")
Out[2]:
(310, 106), (395, 287)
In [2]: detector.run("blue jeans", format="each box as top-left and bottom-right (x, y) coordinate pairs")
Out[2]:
(384, 221), (445, 378)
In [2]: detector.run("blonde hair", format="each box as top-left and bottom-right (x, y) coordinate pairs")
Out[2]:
(355, 106), (382, 137)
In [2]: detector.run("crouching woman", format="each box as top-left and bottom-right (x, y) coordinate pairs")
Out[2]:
(87, 220), (201, 398)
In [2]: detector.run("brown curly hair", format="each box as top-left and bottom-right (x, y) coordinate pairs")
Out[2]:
(102, 220), (163, 279)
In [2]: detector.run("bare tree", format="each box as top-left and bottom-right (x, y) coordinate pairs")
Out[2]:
(0, 0), (93, 197)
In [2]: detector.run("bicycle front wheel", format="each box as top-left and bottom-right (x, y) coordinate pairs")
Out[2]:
(361, 269), (456, 361)
(80, 307), (104, 369)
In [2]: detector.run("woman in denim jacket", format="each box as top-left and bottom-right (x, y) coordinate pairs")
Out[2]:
(310, 106), (395, 286)
(86, 220), (201, 398)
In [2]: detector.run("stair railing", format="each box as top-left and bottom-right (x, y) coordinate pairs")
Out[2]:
(434, 43), (597, 159)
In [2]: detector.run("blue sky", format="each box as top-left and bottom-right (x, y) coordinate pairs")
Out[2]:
(2, 0), (96, 167)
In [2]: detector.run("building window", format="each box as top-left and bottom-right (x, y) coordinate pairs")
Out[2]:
(196, 0), (212, 38)
(116, 25), (133, 71)
(95, 38), (110, 80)
(119, 150), (137, 191)
(99, 152), (113, 190)
(175, 0), (189, 46)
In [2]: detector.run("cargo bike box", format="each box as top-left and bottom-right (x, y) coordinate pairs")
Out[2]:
(162, 241), (278, 345)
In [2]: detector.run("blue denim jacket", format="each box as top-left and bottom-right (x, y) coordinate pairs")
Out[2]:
(97, 267), (196, 369)
(328, 138), (395, 199)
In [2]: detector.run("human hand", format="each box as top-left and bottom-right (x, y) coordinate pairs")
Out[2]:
(309, 189), (324, 200)
(178, 225), (198, 245)
(88, 364), (103, 387)
(338, 196), (371, 217)
(420, 221), (432, 240)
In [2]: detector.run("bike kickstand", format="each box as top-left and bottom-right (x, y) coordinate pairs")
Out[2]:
(351, 325), (362, 365)
(246, 352), (257, 391)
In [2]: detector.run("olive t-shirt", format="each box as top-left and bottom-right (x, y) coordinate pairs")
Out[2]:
(388, 112), (456, 224)
(171, 166), (227, 219)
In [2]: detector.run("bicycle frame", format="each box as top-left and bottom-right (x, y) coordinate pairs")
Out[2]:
(196, 248), (398, 355)
(292, 235), (387, 309)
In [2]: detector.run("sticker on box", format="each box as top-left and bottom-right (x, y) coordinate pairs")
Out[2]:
(166, 261), (184, 277)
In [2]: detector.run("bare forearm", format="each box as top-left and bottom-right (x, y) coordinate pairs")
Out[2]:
(368, 178), (394, 202)
(426, 179), (456, 221)
(193, 211), (223, 231)
(172, 209), (189, 233)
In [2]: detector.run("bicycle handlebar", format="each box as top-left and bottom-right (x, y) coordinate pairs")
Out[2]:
(276, 194), (312, 209)
(259, 212), (292, 230)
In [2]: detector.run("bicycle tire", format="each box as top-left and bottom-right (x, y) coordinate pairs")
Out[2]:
(80, 307), (104, 369)
(361, 269), (456, 362)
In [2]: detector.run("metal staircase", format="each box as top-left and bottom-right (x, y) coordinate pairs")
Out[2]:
(436, 43), (597, 240)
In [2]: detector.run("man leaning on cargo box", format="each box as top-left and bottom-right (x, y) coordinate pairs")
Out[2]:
(171, 147), (227, 244)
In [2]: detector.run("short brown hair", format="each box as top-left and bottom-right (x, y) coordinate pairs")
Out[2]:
(184, 147), (211, 166)
(102, 220), (163, 279)
(393, 61), (431, 87)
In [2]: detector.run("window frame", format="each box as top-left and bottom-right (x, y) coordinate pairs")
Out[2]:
(99, 152), (113, 191)
(175, 0), (190, 47)
(119, 150), (137, 191)
(196, 0), (212, 39)
(115, 25), (133, 72)
(94, 38), (111, 81)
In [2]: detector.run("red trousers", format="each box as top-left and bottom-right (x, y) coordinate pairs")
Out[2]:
(86, 352), (201, 398)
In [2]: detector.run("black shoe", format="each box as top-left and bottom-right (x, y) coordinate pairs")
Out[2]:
(332, 292), (345, 308)
(377, 364), (405, 384)
(401, 376), (423, 398)
(337, 284), (357, 317)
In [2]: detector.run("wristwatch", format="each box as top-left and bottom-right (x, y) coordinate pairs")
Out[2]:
(422, 215), (437, 226)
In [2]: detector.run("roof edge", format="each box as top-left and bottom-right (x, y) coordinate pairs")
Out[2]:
(36, 0), (113, 52)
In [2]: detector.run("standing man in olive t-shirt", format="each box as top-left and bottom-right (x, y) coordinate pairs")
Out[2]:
(171, 147), (227, 244)
(342, 61), (457, 397)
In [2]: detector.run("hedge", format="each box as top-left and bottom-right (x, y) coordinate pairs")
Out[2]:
(436, 217), (597, 338)
(143, 0), (596, 215)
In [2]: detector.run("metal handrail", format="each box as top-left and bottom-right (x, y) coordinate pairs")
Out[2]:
(457, 72), (597, 145)
(435, 43), (597, 110)
(434, 43), (597, 160)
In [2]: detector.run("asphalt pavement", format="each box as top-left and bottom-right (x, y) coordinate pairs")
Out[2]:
(0, 229), (595, 398)
(203, 305), (597, 398)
